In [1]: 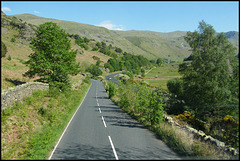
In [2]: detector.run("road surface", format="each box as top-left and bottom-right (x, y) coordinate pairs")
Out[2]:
(105, 73), (121, 85)
(49, 79), (182, 160)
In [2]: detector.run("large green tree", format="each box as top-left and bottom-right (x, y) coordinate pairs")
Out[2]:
(23, 22), (80, 91)
(168, 20), (239, 116)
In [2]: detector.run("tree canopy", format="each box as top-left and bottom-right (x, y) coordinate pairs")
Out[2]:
(167, 20), (239, 116)
(23, 22), (80, 91)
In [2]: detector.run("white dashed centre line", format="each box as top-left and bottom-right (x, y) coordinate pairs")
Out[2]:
(101, 116), (107, 128)
(108, 136), (119, 160)
(99, 108), (102, 113)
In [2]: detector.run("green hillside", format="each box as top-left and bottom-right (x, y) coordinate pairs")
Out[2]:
(8, 13), (239, 61)
(11, 14), (192, 61)
(1, 12), (111, 90)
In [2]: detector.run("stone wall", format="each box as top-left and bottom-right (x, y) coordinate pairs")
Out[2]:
(163, 114), (239, 156)
(1, 82), (49, 110)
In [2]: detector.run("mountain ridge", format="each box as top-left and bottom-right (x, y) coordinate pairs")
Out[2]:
(10, 13), (239, 61)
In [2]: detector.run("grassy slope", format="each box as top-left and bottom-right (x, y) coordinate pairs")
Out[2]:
(12, 14), (192, 61)
(12, 14), (238, 62)
(1, 24), (111, 90)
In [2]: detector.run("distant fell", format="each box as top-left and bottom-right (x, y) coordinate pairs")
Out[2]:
(11, 13), (239, 61)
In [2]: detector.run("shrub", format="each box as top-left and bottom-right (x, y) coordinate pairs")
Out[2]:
(92, 47), (98, 51)
(1, 41), (7, 58)
(176, 111), (194, 123)
(108, 81), (116, 99)
(7, 55), (11, 61)
(11, 37), (16, 42)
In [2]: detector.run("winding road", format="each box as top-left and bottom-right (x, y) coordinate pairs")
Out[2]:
(49, 78), (182, 160)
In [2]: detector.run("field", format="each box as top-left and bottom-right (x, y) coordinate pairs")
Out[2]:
(140, 63), (182, 90)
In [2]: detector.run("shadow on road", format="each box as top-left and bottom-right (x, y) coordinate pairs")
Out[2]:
(51, 142), (182, 160)
(51, 143), (115, 160)
(93, 96), (109, 100)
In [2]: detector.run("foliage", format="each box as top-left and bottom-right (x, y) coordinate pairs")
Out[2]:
(106, 81), (116, 99)
(175, 111), (194, 123)
(208, 115), (239, 148)
(107, 58), (121, 71)
(156, 58), (163, 66)
(7, 55), (11, 61)
(122, 71), (134, 79)
(115, 47), (122, 53)
(96, 60), (101, 66)
(1, 41), (7, 58)
(86, 64), (102, 77)
(104, 63), (114, 72)
(92, 46), (98, 51)
(104, 52), (151, 74)
(23, 22), (80, 91)
(167, 20), (239, 117)
(183, 20), (238, 108)
(117, 80), (164, 126)
(11, 37), (16, 42)
(74, 36), (89, 50)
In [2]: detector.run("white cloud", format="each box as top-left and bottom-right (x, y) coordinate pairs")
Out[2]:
(34, 11), (40, 14)
(95, 21), (124, 31)
(1, 7), (11, 12)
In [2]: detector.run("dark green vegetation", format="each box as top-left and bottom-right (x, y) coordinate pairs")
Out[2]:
(167, 21), (239, 148)
(1, 40), (7, 57)
(105, 52), (152, 74)
(1, 78), (91, 159)
(23, 22), (81, 91)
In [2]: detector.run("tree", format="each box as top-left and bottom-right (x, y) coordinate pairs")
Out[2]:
(23, 22), (80, 91)
(86, 64), (102, 77)
(108, 58), (120, 71)
(115, 47), (122, 53)
(173, 20), (238, 115)
(156, 58), (163, 66)
(1, 41), (7, 58)
(96, 60), (101, 66)
(104, 63), (114, 72)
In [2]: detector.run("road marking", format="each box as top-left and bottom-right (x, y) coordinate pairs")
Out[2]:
(97, 103), (99, 106)
(96, 99), (98, 102)
(99, 108), (102, 113)
(48, 82), (92, 160)
(101, 116), (107, 128)
(108, 136), (119, 160)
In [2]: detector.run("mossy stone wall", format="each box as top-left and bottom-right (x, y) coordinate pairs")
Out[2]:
(1, 82), (49, 110)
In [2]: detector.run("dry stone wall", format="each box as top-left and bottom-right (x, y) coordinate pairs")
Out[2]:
(1, 82), (49, 110)
(163, 114), (239, 156)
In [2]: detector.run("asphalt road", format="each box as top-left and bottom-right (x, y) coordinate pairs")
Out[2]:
(105, 73), (121, 85)
(49, 79), (182, 160)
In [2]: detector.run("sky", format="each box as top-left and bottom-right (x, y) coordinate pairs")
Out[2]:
(1, 1), (239, 33)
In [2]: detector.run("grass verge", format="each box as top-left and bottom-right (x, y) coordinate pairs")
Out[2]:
(1, 79), (91, 160)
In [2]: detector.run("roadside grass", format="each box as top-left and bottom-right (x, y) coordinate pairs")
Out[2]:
(1, 80), (91, 160)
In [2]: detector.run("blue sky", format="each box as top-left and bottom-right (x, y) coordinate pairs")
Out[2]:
(1, 1), (239, 33)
